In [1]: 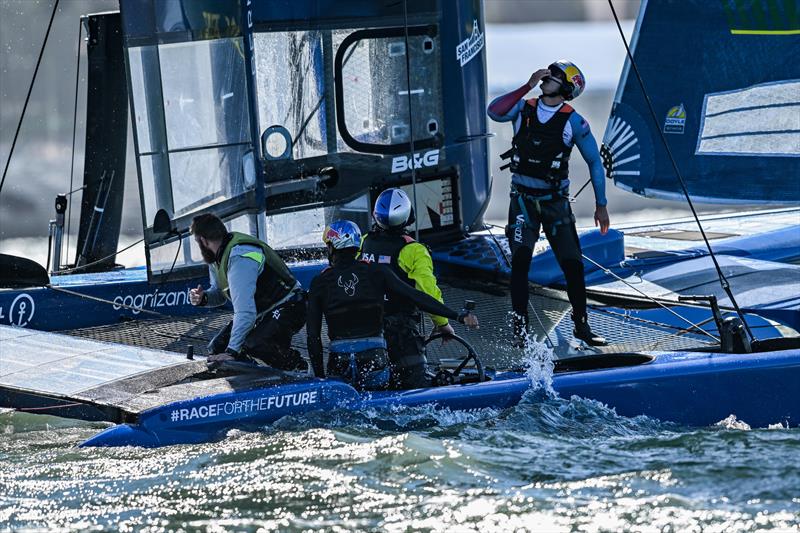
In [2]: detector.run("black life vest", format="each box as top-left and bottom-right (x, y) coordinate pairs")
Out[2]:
(501, 98), (574, 187)
(359, 230), (416, 316)
(213, 232), (298, 314)
(316, 261), (386, 340)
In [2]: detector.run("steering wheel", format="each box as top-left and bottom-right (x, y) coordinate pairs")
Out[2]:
(424, 332), (486, 385)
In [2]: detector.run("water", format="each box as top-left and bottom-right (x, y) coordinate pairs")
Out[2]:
(1, 347), (798, 532)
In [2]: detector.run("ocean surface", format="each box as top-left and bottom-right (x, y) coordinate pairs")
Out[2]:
(1, 350), (798, 532)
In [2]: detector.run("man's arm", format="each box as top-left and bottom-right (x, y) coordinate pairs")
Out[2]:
(397, 243), (448, 327)
(305, 278), (325, 378)
(204, 265), (227, 307)
(487, 70), (551, 122)
(487, 84), (529, 122)
(380, 265), (460, 321)
(225, 254), (260, 353)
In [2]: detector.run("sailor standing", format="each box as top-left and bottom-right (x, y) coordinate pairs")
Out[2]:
(487, 61), (610, 346)
(189, 213), (307, 368)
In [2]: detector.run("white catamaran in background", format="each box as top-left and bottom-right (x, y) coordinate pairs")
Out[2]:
(0, 0), (798, 447)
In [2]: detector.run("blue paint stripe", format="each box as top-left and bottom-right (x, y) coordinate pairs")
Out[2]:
(705, 101), (800, 118)
(700, 129), (800, 140)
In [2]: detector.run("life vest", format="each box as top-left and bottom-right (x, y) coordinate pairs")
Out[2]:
(315, 261), (387, 340)
(501, 98), (575, 187)
(212, 232), (297, 313)
(359, 231), (417, 316)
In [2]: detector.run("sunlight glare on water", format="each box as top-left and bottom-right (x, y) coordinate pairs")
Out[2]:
(2, 396), (799, 531)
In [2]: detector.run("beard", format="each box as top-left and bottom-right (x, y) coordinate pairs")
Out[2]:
(198, 241), (216, 264)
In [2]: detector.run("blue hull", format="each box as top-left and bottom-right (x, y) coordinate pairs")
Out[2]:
(83, 348), (800, 447)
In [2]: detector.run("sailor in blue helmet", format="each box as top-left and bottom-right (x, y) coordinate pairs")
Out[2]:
(488, 60), (609, 347)
(188, 213), (307, 368)
(306, 220), (479, 390)
(359, 188), (454, 389)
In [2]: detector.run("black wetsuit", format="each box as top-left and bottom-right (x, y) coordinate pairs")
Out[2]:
(306, 257), (460, 387)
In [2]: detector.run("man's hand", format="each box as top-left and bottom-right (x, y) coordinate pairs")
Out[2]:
(594, 205), (610, 235)
(528, 69), (551, 89)
(189, 284), (205, 306)
(431, 323), (456, 344)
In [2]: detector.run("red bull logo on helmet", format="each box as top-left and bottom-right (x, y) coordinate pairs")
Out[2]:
(323, 226), (341, 243)
(564, 65), (584, 91)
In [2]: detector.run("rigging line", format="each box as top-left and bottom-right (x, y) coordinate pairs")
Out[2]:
(0, 0), (61, 197)
(48, 285), (165, 318)
(52, 237), (144, 275)
(65, 18), (83, 267)
(593, 306), (718, 342)
(481, 222), (718, 342)
(14, 402), (85, 413)
(50, 284), (219, 345)
(484, 224), (556, 349)
(607, 0), (754, 342)
(402, 0), (420, 244)
(403, 0), (425, 338)
(572, 178), (592, 200)
(580, 251), (720, 343)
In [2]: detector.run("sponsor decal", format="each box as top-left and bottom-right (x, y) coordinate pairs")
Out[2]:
(337, 273), (359, 297)
(0, 293), (36, 327)
(456, 19), (485, 67)
(170, 391), (318, 422)
(112, 288), (191, 315)
(664, 104), (687, 134)
(514, 214), (525, 244)
(391, 149), (440, 173)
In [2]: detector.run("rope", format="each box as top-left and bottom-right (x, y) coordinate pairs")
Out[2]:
(0, 0), (61, 197)
(14, 402), (85, 413)
(607, 0), (753, 342)
(580, 252), (719, 343)
(481, 222), (720, 344)
(52, 238), (144, 275)
(65, 18), (84, 266)
(403, 1), (426, 339)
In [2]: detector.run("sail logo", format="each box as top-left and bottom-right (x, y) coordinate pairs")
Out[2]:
(664, 104), (687, 134)
(391, 150), (439, 173)
(456, 19), (484, 67)
(0, 293), (36, 328)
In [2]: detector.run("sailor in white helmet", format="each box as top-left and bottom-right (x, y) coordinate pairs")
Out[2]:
(359, 188), (454, 389)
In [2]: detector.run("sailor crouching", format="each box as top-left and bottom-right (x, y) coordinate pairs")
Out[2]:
(306, 220), (479, 391)
(189, 213), (307, 370)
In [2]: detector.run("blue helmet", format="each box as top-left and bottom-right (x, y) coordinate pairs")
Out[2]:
(373, 188), (414, 229)
(323, 220), (362, 250)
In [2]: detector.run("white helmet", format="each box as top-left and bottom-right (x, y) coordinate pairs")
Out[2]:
(373, 188), (415, 230)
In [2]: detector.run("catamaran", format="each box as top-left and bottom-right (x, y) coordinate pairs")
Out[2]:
(0, 0), (798, 447)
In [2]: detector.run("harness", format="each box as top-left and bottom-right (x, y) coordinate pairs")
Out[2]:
(500, 98), (574, 188)
(509, 184), (575, 237)
(329, 336), (390, 389)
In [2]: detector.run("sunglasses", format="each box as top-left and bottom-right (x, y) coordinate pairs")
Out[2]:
(546, 65), (566, 84)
